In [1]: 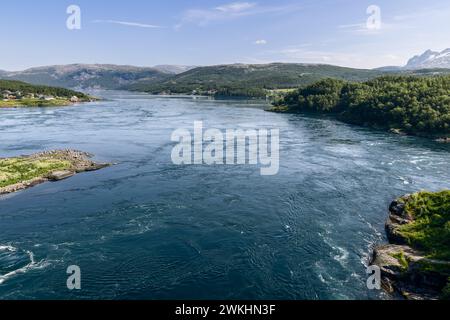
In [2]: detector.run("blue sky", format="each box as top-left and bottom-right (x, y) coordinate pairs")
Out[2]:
(1, 0), (449, 70)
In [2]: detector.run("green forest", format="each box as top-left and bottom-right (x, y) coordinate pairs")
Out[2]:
(0, 80), (90, 99)
(273, 76), (450, 137)
(125, 63), (385, 97)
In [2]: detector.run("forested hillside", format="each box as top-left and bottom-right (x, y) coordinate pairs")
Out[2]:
(273, 76), (450, 137)
(1, 64), (171, 90)
(0, 80), (90, 99)
(125, 63), (385, 97)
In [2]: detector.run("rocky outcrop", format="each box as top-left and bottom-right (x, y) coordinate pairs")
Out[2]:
(370, 194), (449, 300)
(0, 177), (47, 194)
(385, 198), (412, 245)
(36, 150), (111, 173)
(0, 150), (110, 195)
(435, 137), (450, 143)
(47, 170), (75, 181)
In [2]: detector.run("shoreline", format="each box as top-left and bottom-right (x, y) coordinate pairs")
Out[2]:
(0, 98), (98, 108)
(268, 107), (450, 143)
(370, 192), (450, 300)
(0, 150), (110, 195)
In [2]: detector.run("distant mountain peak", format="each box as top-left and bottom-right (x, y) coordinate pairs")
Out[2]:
(0, 64), (172, 90)
(405, 48), (450, 69)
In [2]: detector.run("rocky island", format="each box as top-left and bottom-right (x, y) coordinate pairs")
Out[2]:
(370, 191), (450, 300)
(0, 150), (110, 195)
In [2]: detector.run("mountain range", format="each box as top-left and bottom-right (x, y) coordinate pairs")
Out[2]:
(0, 49), (449, 96)
(376, 48), (450, 71)
(0, 64), (194, 90)
(125, 63), (386, 96)
(405, 48), (450, 69)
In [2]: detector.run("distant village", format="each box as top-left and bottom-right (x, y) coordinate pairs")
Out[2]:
(1, 89), (80, 102)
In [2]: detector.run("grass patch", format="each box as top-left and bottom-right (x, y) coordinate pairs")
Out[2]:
(0, 157), (71, 187)
(398, 191), (450, 260)
(0, 98), (72, 108)
(391, 251), (409, 271)
(268, 105), (289, 112)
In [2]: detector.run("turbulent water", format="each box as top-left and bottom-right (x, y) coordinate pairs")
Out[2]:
(1, 92), (449, 300)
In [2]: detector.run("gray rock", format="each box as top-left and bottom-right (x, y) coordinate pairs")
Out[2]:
(48, 170), (75, 181)
(389, 200), (405, 216)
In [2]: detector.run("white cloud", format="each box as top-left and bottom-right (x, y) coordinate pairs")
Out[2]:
(216, 2), (256, 13)
(255, 39), (267, 45)
(93, 20), (163, 29)
(178, 3), (257, 27)
(177, 2), (302, 28)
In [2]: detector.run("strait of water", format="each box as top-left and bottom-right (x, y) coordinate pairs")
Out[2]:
(1, 92), (449, 299)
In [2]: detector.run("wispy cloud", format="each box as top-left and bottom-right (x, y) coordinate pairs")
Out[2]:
(260, 45), (406, 69)
(216, 2), (257, 13)
(337, 20), (411, 35)
(177, 2), (257, 27)
(338, 22), (384, 35)
(93, 20), (163, 29)
(176, 2), (302, 28)
(393, 3), (450, 22)
(254, 39), (267, 45)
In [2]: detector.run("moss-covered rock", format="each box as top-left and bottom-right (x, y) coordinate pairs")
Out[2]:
(371, 191), (450, 300)
(397, 191), (450, 260)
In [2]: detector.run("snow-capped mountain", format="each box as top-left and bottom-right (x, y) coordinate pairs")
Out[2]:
(405, 48), (450, 69)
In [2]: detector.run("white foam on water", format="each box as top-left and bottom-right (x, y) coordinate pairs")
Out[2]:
(0, 245), (49, 285)
(317, 273), (326, 284)
(320, 233), (350, 267)
(0, 245), (17, 252)
(398, 176), (412, 185)
(333, 246), (349, 265)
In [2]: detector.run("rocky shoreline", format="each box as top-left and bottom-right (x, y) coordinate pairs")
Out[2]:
(370, 194), (450, 300)
(0, 150), (110, 195)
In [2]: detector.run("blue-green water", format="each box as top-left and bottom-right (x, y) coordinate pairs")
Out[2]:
(1, 92), (449, 299)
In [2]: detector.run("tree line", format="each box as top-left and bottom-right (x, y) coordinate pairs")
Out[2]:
(274, 76), (450, 136)
(0, 80), (89, 99)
